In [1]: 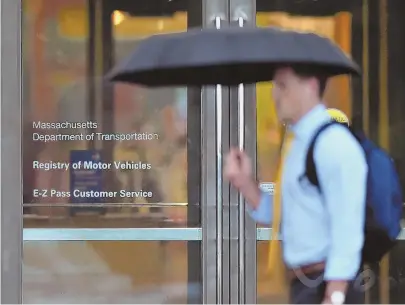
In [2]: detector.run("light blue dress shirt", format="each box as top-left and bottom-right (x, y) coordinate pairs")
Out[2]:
(249, 104), (368, 280)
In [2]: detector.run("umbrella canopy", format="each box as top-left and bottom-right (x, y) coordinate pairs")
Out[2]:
(108, 26), (360, 87)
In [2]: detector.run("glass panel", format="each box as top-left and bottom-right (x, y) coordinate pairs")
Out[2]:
(387, 241), (405, 303)
(387, 1), (405, 208)
(255, 0), (405, 304)
(22, 0), (202, 228)
(257, 241), (288, 304)
(23, 241), (201, 303)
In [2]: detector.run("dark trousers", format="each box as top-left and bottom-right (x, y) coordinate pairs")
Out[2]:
(289, 271), (365, 304)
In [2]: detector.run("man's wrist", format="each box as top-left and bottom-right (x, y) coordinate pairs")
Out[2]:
(239, 179), (261, 208)
(329, 291), (346, 304)
(239, 178), (257, 192)
(325, 280), (348, 304)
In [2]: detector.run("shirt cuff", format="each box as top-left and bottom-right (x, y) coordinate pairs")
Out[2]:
(246, 191), (272, 225)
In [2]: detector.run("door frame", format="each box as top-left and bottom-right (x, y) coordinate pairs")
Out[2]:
(227, 1), (405, 304)
(227, 1), (258, 304)
(201, 1), (259, 303)
(0, 0), (23, 303)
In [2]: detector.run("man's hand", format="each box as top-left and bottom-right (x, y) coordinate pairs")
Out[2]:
(225, 148), (261, 208)
(322, 280), (348, 304)
(224, 148), (253, 189)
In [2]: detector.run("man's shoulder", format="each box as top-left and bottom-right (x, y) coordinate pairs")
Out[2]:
(318, 123), (355, 142)
(313, 124), (366, 162)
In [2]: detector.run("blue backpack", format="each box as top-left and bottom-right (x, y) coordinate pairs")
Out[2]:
(304, 121), (403, 263)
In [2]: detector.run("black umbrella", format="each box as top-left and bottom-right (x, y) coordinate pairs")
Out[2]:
(107, 26), (360, 87)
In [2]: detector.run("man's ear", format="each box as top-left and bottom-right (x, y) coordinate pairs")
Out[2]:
(310, 77), (321, 95)
(301, 77), (318, 96)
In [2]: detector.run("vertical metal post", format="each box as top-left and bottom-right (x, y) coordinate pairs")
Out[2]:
(361, 1), (371, 303)
(215, 17), (224, 302)
(186, 3), (204, 304)
(227, 17), (245, 305)
(237, 18), (246, 304)
(229, 1), (257, 303)
(0, 0), (23, 303)
(378, 0), (390, 303)
(362, 0), (370, 135)
(202, 1), (228, 303)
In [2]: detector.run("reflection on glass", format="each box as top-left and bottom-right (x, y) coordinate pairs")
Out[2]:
(23, 241), (201, 303)
(22, 0), (196, 227)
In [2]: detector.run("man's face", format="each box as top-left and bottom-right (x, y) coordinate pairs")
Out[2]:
(272, 67), (315, 123)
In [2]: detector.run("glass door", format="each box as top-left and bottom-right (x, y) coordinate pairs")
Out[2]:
(11, 0), (226, 303)
(227, 0), (405, 303)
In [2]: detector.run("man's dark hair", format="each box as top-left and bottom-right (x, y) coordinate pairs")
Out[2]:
(290, 65), (329, 98)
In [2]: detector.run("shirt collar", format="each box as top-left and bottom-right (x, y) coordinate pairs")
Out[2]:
(290, 104), (331, 140)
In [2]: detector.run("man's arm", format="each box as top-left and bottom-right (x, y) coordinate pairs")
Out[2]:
(314, 126), (367, 282)
(242, 180), (274, 225)
(246, 191), (273, 225)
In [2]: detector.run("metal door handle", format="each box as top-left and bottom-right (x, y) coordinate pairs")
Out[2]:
(236, 16), (247, 303)
(213, 16), (224, 304)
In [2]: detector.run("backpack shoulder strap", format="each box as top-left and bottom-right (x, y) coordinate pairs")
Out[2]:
(304, 121), (340, 188)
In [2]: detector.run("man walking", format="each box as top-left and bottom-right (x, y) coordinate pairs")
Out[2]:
(225, 66), (367, 304)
